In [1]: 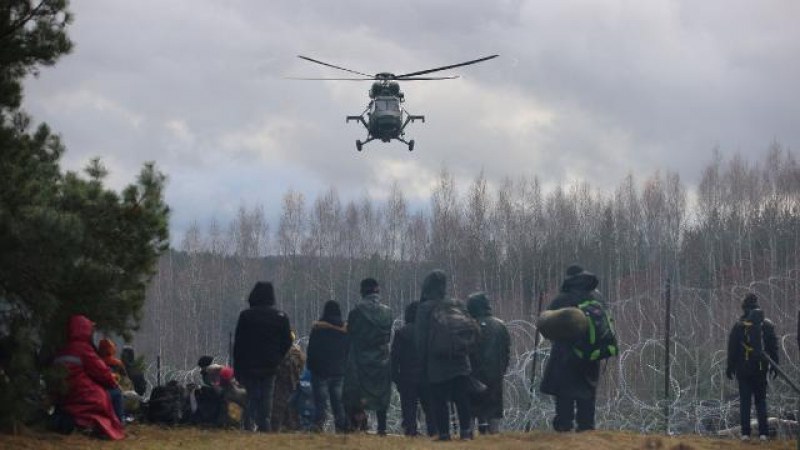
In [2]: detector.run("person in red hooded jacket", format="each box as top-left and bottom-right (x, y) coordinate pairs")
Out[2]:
(52, 315), (125, 440)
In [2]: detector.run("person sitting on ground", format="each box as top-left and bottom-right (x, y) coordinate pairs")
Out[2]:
(98, 338), (135, 421)
(121, 346), (147, 396)
(467, 292), (511, 435)
(272, 331), (306, 432)
(52, 315), (125, 440)
(219, 366), (247, 427)
(391, 301), (436, 437)
(307, 300), (349, 433)
(726, 293), (780, 442)
(193, 356), (226, 426)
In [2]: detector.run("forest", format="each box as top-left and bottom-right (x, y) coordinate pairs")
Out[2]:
(133, 143), (800, 434)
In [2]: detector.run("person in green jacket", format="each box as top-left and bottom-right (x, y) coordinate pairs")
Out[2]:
(343, 278), (393, 435)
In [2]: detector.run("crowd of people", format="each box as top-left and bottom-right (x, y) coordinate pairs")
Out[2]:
(47, 266), (785, 442)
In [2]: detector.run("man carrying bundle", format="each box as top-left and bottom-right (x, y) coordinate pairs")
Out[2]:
(540, 265), (614, 432)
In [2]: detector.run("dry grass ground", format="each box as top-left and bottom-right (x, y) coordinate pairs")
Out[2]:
(0, 425), (797, 450)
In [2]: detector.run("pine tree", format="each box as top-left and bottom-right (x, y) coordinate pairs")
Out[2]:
(0, 1), (170, 429)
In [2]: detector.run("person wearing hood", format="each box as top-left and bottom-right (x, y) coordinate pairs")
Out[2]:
(97, 338), (130, 421)
(540, 265), (603, 432)
(726, 293), (779, 441)
(52, 315), (125, 440)
(415, 270), (475, 441)
(391, 301), (435, 437)
(233, 281), (293, 432)
(467, 292), (510, 435)
(343, 278), (393, 435)
(307, 300), (349, 432)
(120, 346), (147, 396)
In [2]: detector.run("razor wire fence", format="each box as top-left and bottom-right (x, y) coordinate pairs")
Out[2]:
(142, 276), (800, 436)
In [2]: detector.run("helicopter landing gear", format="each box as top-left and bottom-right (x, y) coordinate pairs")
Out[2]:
(408, 140), (415, 152)
(356, 140), (363, 151)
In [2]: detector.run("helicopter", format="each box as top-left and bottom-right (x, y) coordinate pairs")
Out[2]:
(291, 54), (498, 151)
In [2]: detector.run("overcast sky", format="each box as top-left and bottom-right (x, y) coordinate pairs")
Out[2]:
(22, 1), (800, 241)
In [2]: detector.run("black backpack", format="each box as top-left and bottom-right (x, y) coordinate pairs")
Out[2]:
(147, 381), (189, 425)
(429, 300), (480, 359)
(572, 299), (618, 361)
(738, 309), (767, 375)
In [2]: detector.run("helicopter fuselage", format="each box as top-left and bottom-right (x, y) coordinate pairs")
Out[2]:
(368, 95), (402, 142)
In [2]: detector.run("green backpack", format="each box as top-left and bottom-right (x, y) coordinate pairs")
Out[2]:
(572, 299), (618, 361)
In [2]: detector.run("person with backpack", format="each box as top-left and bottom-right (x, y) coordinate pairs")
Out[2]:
(391, 301), (436, 437)
(233, 281), (293, 432)
(51, 315), (125, 440)
(725, 293), (779, 441)
(540, 265), (607, 432)
(307, 300), (349, 433)
(343, 278), (393, 435)
(467, 292), (511, 435)
(415, 270), (478, 441)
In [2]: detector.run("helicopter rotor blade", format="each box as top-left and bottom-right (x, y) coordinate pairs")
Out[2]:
(395, 54), (499, 79)
(284, 77), (375, 81)
(392, 76), (460, 80)
(297, 55), (373, 78)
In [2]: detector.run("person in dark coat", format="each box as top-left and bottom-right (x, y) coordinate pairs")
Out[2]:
(540, 265), (603, 432)
(233, 281), (292, 432)
(467, 292), (511, 435)
(52, 315), (125, 440)
(121, 346), (147, 396)
(726, 293), (779, 441)
(343, 278), (393, 435)
(307, 300), (349, 432)
(391, 301), (435, 437)
(415, 270), (474, 441)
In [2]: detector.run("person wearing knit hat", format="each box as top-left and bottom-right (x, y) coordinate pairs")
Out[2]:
(540, 264), (603, 432)
(233, 281), (292, 432)
(726, 292), (780, 441)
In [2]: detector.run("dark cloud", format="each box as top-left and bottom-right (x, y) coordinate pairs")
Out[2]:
(22, 1), (800, 239)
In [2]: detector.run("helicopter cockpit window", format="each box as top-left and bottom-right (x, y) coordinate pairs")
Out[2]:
(374, 99), (400, 112)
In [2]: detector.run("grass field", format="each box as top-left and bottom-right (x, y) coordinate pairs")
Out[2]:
(1, 425), (797, 450)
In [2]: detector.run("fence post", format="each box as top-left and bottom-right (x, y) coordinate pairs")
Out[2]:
(156, 354), (161, 387)
(664, 277), (672, 435)
(525, 289), (546, 432)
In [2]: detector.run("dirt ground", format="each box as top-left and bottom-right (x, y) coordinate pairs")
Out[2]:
(0, 425), (797, 450)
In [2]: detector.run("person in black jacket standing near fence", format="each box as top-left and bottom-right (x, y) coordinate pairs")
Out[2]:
(540, 265), (603, 432)
(307, 300), (349, 433)
(726, 293), (779, 441)
(415, 270), (475, 441)
(233, 282), (292, 432)
(391, 301), (435, 437)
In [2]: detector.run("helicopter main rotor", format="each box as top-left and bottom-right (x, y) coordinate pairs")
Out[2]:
(290, 54), (498, 81)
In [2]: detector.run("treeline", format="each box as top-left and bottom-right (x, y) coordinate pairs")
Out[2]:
(135, 143), (800, 369)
